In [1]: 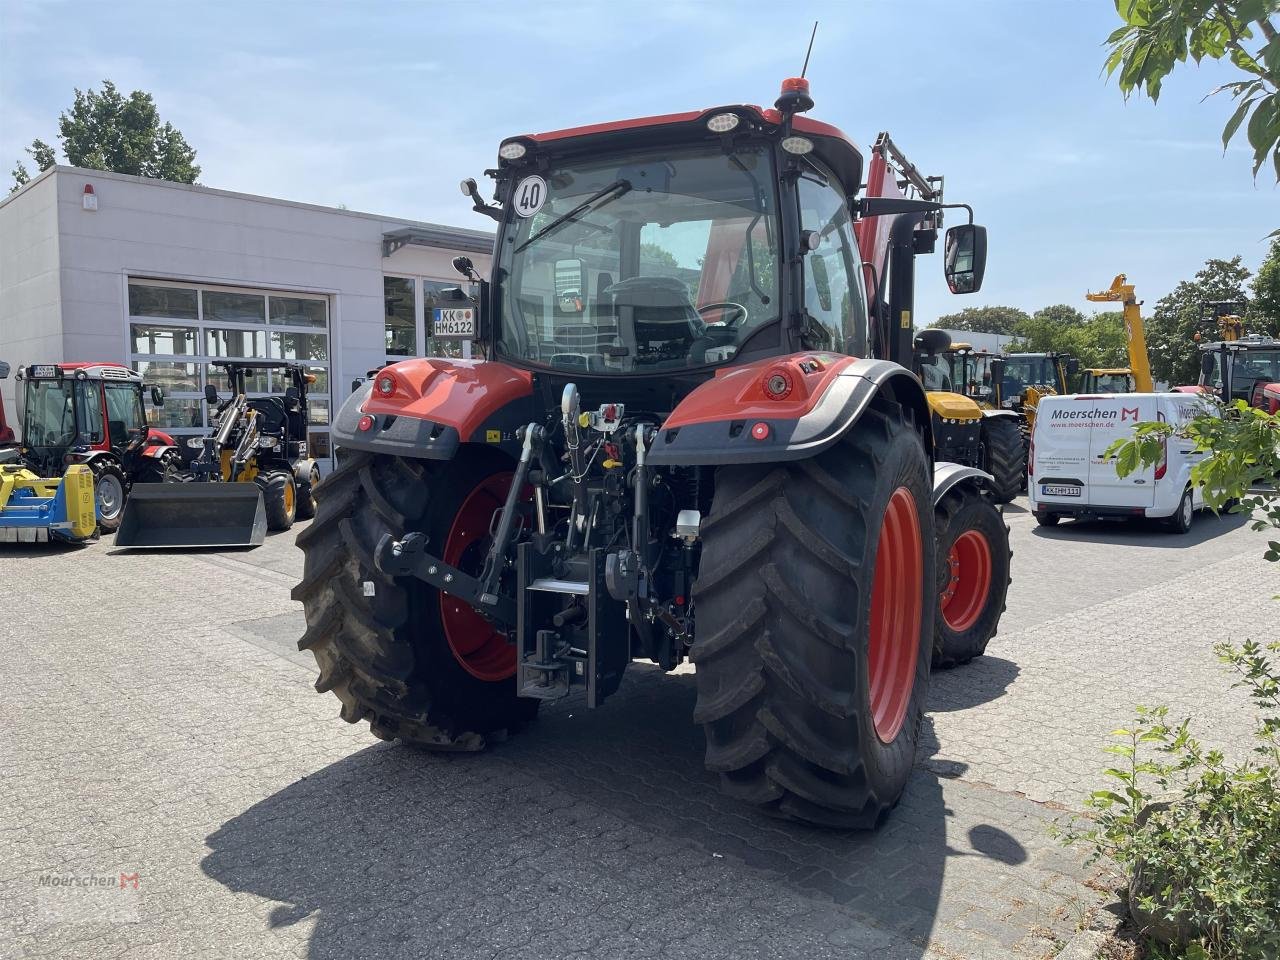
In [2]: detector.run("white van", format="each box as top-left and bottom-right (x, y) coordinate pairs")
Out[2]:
(1028, 393), (1217, 533)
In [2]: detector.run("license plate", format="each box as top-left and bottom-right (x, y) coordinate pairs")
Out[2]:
(30, 364), (58, 378)
(432, 307), (475, 339)
(1041, 484), (1081, 498)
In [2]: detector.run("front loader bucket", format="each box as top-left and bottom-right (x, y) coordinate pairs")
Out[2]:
(114, 483), (267, 549)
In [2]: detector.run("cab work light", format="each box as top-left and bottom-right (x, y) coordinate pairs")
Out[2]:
(499, 141), (528, 160)
(706, 112), (740, 133)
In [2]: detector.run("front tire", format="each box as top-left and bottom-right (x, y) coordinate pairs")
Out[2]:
(692, 399), (934, 828)
(258, 471), (297, 531)
(90, 460), (127, 533)
(291, 449), (537, 750)
(980, 416), (1026, 504)
(933, 486), (1011, 668)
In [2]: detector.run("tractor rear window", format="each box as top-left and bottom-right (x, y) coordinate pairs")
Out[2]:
(495, 143), (780, 373)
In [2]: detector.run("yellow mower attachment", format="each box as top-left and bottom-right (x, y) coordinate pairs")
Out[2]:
(0, 464), (98, 543)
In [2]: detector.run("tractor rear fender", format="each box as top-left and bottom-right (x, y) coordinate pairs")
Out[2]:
(979, 409), (1020, 423)
(648, 354), (932, 466)
(331, 358), (535, 461)
(932, 461), (993, 506)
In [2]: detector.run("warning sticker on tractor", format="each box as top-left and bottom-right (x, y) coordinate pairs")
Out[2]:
(513, 176), (547, 217)
(432, 307), (475, 338)
(486, 429), (501, 443)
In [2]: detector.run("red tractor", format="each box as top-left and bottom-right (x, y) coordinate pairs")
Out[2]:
(14, 362), (177, 532)
(294, 79), (1011, 827)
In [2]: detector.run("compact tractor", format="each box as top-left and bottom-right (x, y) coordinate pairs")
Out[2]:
(294, 79), (1012, 828)
(12, 362), (175, 532)
(914, 332), (1025, 502)
(0, 361), (98, 543)
(116, 360), (321, 547)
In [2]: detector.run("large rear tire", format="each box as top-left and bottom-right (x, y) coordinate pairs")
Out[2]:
(932, 485), (1011, 669)
(980, 416), (1026, 504)
(291, 449), (537, 750)
(692, 399), (934, 829)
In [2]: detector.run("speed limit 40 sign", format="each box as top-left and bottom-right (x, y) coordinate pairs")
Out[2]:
(432, 307), (476, 339)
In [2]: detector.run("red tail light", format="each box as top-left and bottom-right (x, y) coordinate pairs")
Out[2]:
(1027, 434), (1034, 475)
(1154, 436), (1168, 480)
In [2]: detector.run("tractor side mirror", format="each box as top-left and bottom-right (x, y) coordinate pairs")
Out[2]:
(944, 224), (987, 294)
(204, 384), (220, 405)
(150, 386), (165, 406)
(1066, 358), (1080, 376)
(1200, 352), (1216, 376)
(990, 357), (1005, 385)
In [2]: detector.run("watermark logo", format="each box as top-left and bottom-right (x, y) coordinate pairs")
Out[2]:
(31, 870), (143, 926)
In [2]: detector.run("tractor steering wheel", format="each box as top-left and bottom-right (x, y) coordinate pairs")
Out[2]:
(697, 302), (749, 328)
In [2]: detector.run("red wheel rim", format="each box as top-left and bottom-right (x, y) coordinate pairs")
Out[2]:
(868, 486), (923, 744)
(440, 473), (521, 682)
(940, 530), (992, 632)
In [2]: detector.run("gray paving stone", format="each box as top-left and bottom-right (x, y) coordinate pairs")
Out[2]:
(1, 503), (1270, 959)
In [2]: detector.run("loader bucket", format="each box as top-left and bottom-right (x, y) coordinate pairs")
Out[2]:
(114, 483), (267, 549)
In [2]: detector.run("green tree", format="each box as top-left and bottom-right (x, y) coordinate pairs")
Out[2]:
(9, 80), (200, 193)
(1146, 256), (1253, 385)
(928, 305), (1029, 335)
(1105, 0), (1280, 181)
(1253, 237), (1280, 325)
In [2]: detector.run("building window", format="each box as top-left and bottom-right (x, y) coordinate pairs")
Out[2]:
(129, 283), (198, 320)
(126, 278), (332, 470)
(384, 276), (416, 356)
(131, 324), (198, 355)
(269, 296), (327, 328)
(203, 290), (266, 324)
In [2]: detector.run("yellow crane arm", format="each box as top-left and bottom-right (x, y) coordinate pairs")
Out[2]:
(1085, 274), (1155, 392)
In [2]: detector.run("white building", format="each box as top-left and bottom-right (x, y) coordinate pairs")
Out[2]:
(0, 165), (493, 469)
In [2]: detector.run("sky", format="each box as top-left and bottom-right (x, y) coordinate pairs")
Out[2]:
(1, 0), (1276, 324)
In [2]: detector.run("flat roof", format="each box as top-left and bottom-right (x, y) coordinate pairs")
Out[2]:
(0, 164), (495, 251)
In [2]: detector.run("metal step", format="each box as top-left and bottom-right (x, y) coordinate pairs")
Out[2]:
(526, 577), (589, 595)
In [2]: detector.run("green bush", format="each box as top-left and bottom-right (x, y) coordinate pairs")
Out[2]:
(1069, 401), (1280, 957)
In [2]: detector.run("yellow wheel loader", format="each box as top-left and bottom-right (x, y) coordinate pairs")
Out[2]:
(115, 361), (320, 549)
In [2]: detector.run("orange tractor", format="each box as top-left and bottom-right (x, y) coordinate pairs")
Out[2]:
(294, 78), (1011, 827)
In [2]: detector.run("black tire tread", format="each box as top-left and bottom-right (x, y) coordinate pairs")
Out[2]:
(692, 402), (932, 829)
(981, 416), (1026, 504)
(292, 450), (533, 752)
(931, 485), (1012, 669)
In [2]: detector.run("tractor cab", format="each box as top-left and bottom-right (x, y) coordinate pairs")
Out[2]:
(437, 85), (986, 419)
(1196, 336), (1280, 412)
(14, 363), (164, 477)
(0, 361), (15, 455)
(991, 352), (1077, 410)
(1079, 368), (1136, 394)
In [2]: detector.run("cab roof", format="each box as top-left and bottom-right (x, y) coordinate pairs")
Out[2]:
(502, 104), (864, 198)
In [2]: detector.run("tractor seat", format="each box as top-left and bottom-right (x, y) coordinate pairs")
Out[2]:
(605, 276), (704, 366)
(247, 397), (288, 437)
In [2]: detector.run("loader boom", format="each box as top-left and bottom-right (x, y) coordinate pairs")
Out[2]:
(1086, 274), (1154, 392)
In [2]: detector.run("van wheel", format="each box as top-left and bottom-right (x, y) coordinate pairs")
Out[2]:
(1166, 488), (1194, 535)
(1034, 513), (1060, 527)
